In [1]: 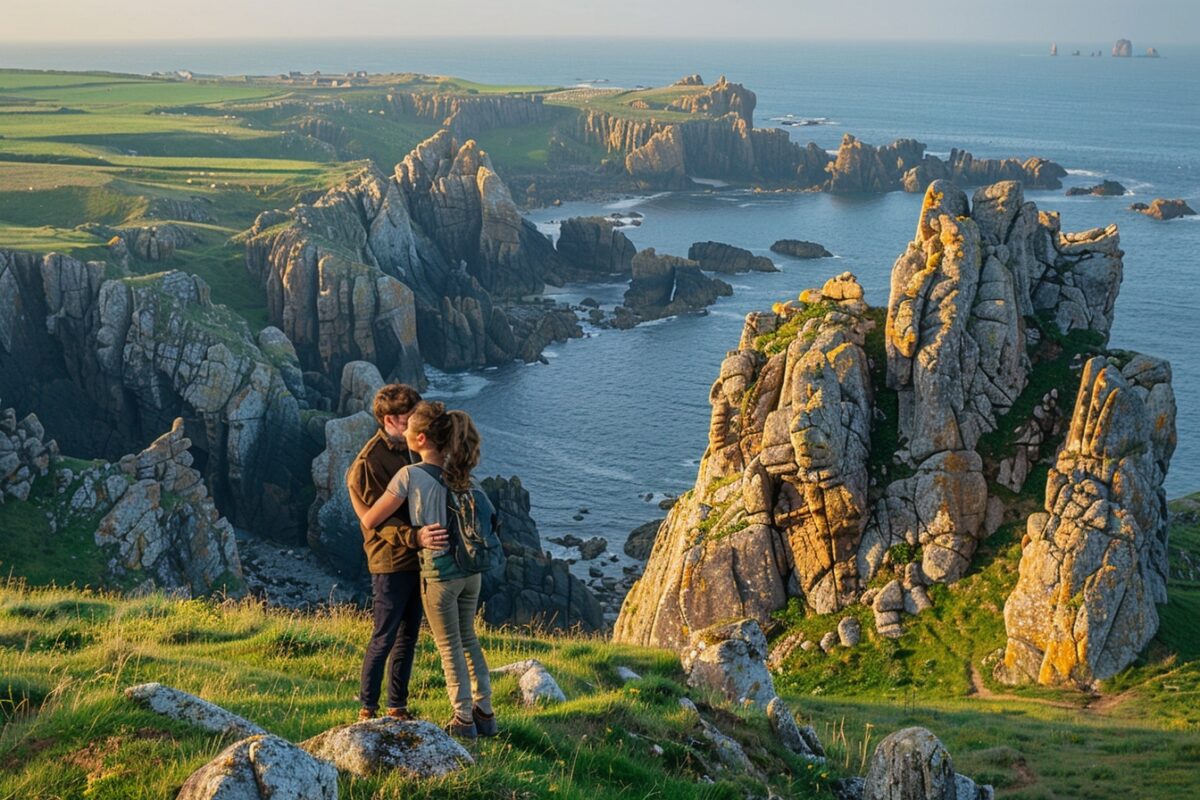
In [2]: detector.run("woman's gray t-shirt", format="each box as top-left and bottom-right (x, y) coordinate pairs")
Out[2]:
(387, 463), (447, 528)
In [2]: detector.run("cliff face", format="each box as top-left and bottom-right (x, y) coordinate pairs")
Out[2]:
(572, 104), (1062, 192)
(555, 217), (636, 279)
(0, 252), (310, 542)
(666, 76), (757, 125)
(999, 355), (1175, 687)
(385, 92), (551, 139)
(614, 179), (1140, 653)
(247, 133), (577, 375)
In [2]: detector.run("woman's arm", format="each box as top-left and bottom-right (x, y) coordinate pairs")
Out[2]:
(353, 466), (408, 530)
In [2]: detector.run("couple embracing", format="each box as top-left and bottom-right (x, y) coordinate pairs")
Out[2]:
(346, 384), (501, 740)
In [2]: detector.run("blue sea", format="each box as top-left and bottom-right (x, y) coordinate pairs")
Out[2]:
(4, 39), (1198, 560)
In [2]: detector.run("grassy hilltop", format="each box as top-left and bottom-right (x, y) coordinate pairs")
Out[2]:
(1, 494), (1198, 800)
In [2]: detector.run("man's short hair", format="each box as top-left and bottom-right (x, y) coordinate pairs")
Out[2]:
(373, 384), (422, 426)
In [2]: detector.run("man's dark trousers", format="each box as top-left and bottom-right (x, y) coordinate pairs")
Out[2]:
(359, 571), (422, 711)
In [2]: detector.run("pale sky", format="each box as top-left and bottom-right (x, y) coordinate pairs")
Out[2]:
(3, 0), (1198, 43)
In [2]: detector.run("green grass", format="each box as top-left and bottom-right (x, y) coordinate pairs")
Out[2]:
(765, 499), (1200, 798)
(0, 585), (832, 799)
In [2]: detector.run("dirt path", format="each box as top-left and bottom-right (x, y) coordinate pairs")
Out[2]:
(967, 663), (1089, 711)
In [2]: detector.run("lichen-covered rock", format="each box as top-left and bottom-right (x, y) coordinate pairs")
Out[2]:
(93, 419), (243, 595)
(493, 659), (566, 705)
(614, 274), (872, 648)
(556, 216), (636, 278)
(301, 718), (473, 778)
(125, 682), (265, 738)
(767, 696), (825, 759)
(687, 241), (777, 273)
(681, 618), (775, 710)
(864, 727), (994, 800)
(0, 403), (56, 503)
(176, 734), (337, 800)
(998, 355), (1176, 687)
(677, 697), (759, 777)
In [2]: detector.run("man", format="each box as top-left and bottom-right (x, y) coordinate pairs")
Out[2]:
(347, 383), (448, 721)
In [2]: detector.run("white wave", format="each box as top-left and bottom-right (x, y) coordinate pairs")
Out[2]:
(422, 368), (491, 399)
(690, 177), (729, 187)
(1066, 168), (1103, 177)
(604, 192), (669, 211)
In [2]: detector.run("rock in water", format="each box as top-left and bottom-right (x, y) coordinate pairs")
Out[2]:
(624, 518), (665, 560)
(479, 476), (603, 631)
(556, 216), (636, 278)
(770, 239), (833, 259)
(177, 734), (337, 800)
(301, 718), (473, 778)
(125, 682), (265, 737)
(1131, 198), (1196, 220)
(688, 241), (777, 273)
(1065, 180), (1126, 197)
(864, 727), (993, 800)
(622, 248), (732, 322)
(998, 355), (1176, 687)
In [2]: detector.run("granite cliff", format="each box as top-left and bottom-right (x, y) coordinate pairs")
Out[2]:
(246, 132), (579, 377)
(614, 179), (1169, 683)
(0, 252), (310, 541)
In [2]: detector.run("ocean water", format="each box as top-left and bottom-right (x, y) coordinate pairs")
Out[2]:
(4, 39), (1198, 560)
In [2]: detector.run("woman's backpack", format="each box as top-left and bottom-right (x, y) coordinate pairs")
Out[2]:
(445, 485), (505, 576)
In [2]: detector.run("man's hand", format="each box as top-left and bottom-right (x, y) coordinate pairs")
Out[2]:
(417, 524), (449, 550)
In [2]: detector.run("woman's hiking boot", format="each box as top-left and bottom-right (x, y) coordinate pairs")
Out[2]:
(445, 715), (478, 740)
(357, 707), (377, 721)
(473, 706), (498, 737)
(385, 707), (416, 721)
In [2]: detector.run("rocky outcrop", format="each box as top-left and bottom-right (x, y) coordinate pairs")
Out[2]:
(666, 76), (756, 125)
(998, 355), (1176, 687)
(177, 735), (337, 800)
(861, 728), (994, 800)
(480, 476), (604, 631)
(247, 135), (578, 376)
(687, 241), (777, 274)
(673, 73), (704, 86)
(0, 253), (310, 542)
(1113, 39), (1133, 57)
(770, 239), (833, 259)
(1066, 180), (1127, 197)
(1131, 198), (1196, 220)
(125, 682), (265, 738)
(0, 403), (56, 503)
(622, 248), (732, 322)
(615, 180), (1136, 650)
(614, 273), (872, 649)
(301, 718), (473, 778)
(681, 619), (776, 710)
(84, 419), (244, 595)
(827, 135), (1066, 195)
(556, 216), (636, 278)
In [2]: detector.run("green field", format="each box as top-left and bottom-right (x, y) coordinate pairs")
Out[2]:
(0, 68), (732, 331)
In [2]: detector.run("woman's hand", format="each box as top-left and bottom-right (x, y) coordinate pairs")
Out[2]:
(418, 524), (449, 550)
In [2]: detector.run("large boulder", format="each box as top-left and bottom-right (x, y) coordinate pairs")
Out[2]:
(1131, 198), (1196, 221)
(998, 355), (1176, 687)
(301, 718), (473, 778)
(0, 403), (55, 503)
(682, 618), (775, 710)
(770, 239), (832, 259)
(863, 727), (993, 800)
(176, 735), (337, 800)
(623, 248), (732, 322)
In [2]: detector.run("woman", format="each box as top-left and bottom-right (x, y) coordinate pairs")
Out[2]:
(353, 401), (498, 740)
